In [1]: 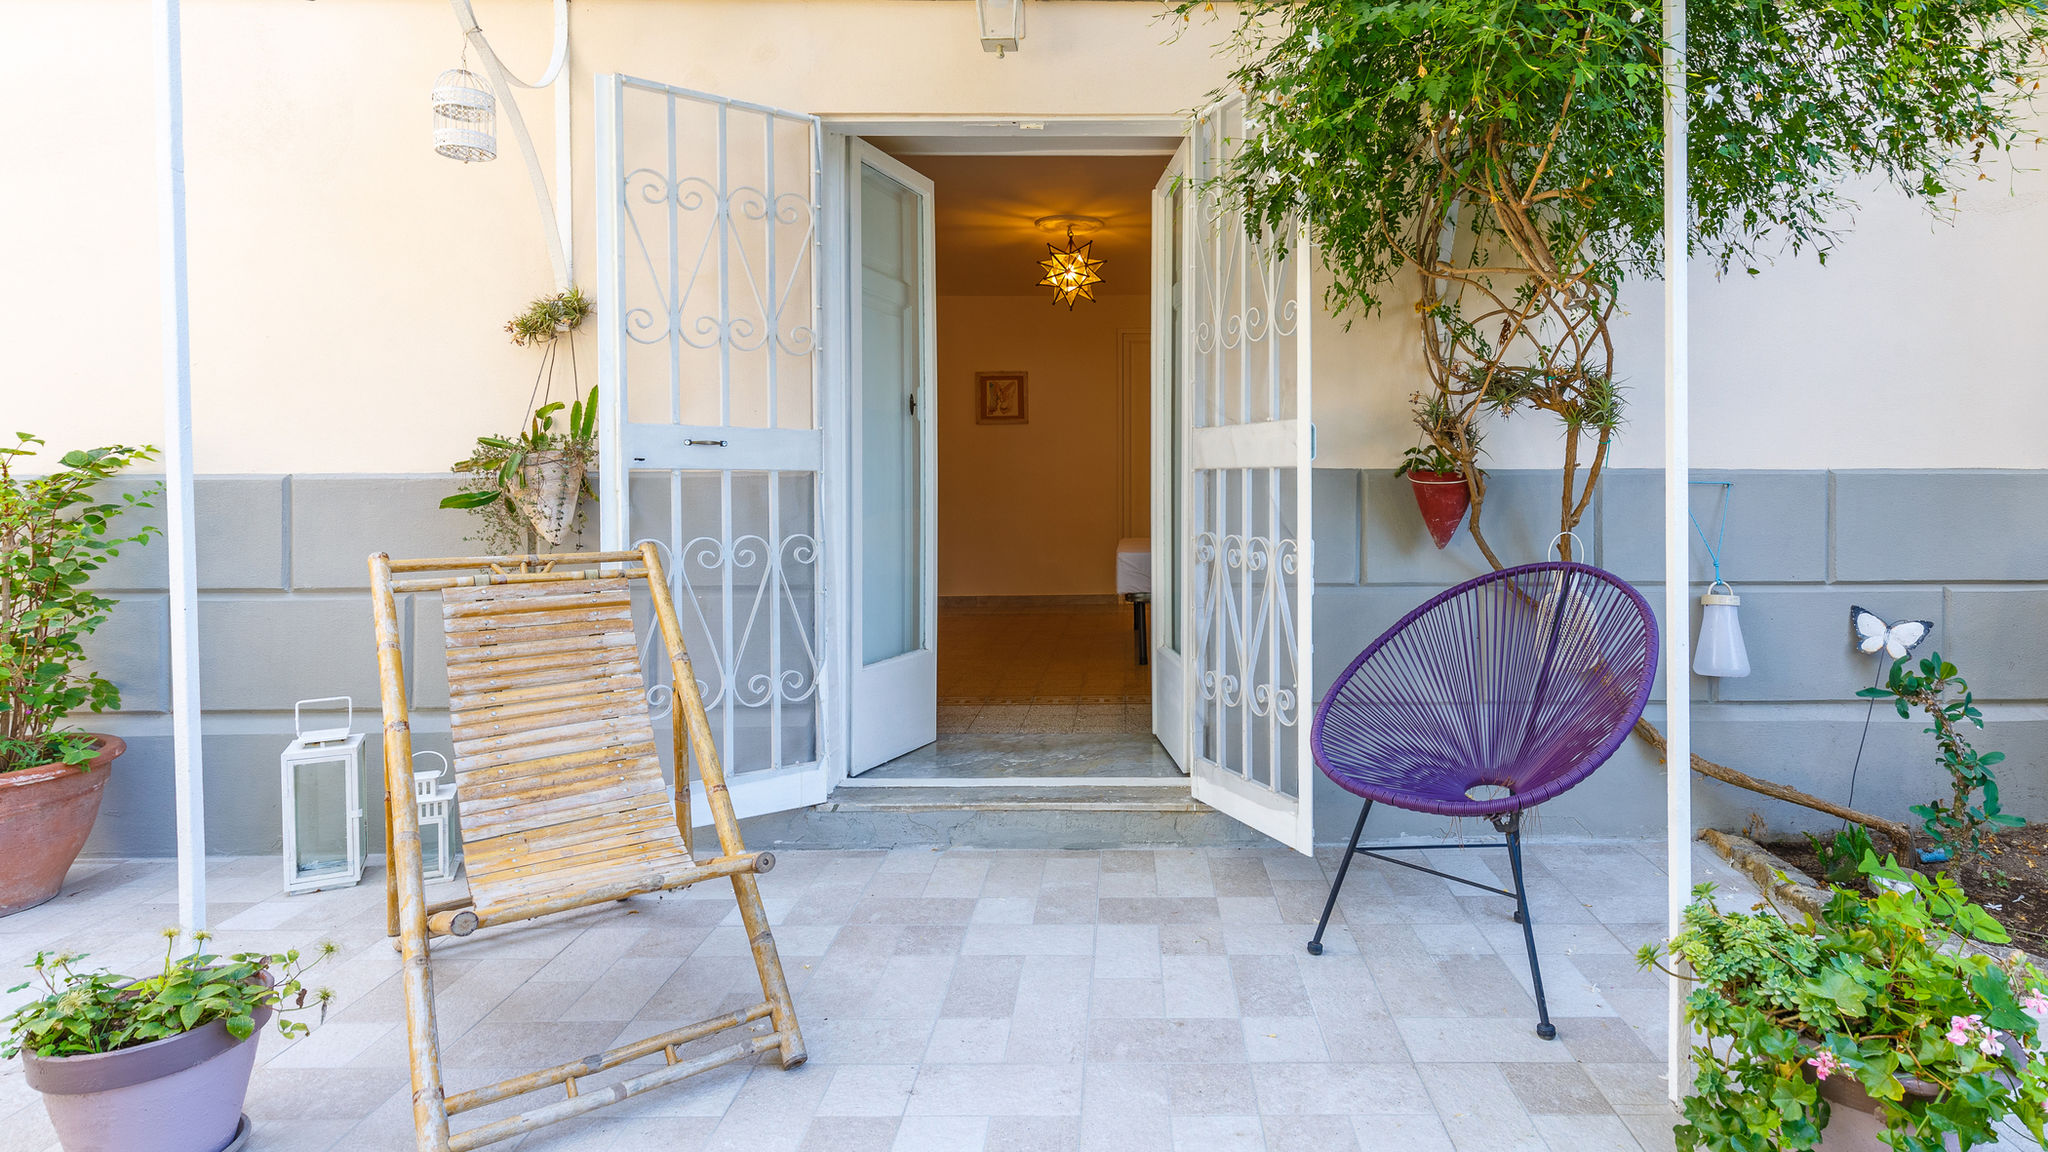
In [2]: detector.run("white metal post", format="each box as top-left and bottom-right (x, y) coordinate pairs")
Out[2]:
(1662, 0), (1692, 1101)
(154, 0), (207, 935)
(594, 73), (626, 550)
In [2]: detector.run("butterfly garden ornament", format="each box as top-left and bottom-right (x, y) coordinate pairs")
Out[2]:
(1850, 606), (1932, 660)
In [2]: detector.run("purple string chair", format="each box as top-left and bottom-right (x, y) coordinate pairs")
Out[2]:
(1305, 561), (1658, 1040)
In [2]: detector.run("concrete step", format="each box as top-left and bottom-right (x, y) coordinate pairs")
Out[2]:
(736, 781), (1272, 851)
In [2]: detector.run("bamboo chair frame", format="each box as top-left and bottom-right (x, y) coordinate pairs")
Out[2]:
(369, 545), (806, 1152)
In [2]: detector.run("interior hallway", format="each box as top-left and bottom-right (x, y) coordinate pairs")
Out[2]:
(937, 602), (1151, 736)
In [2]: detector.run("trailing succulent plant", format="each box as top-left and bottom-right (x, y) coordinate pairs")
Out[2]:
(444, 288), (598, 551)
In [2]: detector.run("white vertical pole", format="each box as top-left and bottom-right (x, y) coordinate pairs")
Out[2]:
(555, 50), (574, 285)
(1662, 0), (1692, 1102)
(154, 0), (207, 935)
(594, 73), (626, 550)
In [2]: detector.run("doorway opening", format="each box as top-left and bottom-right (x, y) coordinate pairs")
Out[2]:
(862, 151), (1176, 782)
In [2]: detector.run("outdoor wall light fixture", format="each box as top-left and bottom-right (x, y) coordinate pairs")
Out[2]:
(432, 66), (497, 162)
(280, 697), (367, 895)
(1036, 216), (1105, 309)
(1694, 582), (1752, 678)
(1688, 481), (1752, 678)
(975, 0), (1024, 56)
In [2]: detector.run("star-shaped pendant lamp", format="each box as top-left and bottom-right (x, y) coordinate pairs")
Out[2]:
(1037, 221), (1105, 309)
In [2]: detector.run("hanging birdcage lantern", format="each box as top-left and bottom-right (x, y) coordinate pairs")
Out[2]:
(432, 68), (497, 163)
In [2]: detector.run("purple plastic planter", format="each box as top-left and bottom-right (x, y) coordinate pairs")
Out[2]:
(21, 1003), (269, 1152)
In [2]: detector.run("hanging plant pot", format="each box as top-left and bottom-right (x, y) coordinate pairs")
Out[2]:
(1406, 470), (1471, 550)
(509, 450), (586, 546)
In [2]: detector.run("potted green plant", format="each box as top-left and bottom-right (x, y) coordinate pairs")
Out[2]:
(0, 435), (159, 916)
(1394, 438), (1474, 550)
(5, 932), (334, 1152)
(442, 289), (597, 549)
(1641, 857), (2048, 1151)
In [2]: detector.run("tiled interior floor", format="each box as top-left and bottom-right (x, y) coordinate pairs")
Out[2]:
(937, 602), (1150, 737)
(0, 842), (1759, 1152)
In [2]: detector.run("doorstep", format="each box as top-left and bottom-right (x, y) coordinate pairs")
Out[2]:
(735, 781), (1271, 851)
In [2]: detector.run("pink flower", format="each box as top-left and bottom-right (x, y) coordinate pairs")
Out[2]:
(2021, 989), (2048, 1016)
(1948, 1015), (1986, 1046)
(1981, 1033), (2006, 1057)
(1807, 1050), (1843, 1081)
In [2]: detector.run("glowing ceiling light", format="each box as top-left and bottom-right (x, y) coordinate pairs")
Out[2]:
(1037, 221), (1105, 309)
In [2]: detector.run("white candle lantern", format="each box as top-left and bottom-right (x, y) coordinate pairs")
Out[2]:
(411, 751), (463, 883)
(280, 696), (366, 895)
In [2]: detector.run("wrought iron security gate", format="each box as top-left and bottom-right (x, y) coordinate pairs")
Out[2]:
(1178, 97), (1315, 853)
(595, 75), (829, 815)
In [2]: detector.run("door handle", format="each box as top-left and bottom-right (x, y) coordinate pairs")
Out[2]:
(683, 438), (730, 447)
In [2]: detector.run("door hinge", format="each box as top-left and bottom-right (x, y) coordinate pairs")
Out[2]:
(908, 393), (919, 416)
(1308, 422), (1317, 461)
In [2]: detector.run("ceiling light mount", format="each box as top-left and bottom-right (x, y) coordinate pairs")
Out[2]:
(1034, 214), (1105, 236)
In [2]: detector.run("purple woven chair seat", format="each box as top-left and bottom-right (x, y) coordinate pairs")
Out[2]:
(1304, 562), (1657, 1041)
(1312, 562), (1659, 818)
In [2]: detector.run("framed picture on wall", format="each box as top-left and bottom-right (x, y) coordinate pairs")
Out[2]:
(974, 371), (1028, 425)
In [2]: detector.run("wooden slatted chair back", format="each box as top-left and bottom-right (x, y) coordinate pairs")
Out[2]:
(442, 577), (695, 924)
(366, 546), (808, 1152)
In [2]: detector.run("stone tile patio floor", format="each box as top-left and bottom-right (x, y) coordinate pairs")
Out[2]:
(0, 841), (1746, 1152)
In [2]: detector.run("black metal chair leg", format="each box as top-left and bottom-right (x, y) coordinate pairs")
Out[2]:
(1307, 800), (1372, 956)
(1503, 822), (1557, 1040)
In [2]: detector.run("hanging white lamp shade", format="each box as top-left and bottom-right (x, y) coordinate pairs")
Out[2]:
(432, 68), (496, 163)
(1693, 582), (1751, 678)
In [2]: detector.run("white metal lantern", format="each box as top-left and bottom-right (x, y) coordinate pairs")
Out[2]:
(1693, 582), (1752, 679)
(280, 697), (366, 895)
(411, 751), (463, 884)
(974, 0), (1024, 55)
(432, 68), (496, 162)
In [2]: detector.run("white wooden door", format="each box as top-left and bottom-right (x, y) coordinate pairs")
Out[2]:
(846, 141), (938, 773)
(1150, 149), (1189, 771)
(1179, 100), (1315, 853)
(594, 75), (831, 818)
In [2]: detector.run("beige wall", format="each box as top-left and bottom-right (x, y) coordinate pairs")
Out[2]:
(4, 0), (1228, 472)
(11, 1), (2044, 475)
(937, 295), (1147, 596)
(1307, 154), (2048, 471)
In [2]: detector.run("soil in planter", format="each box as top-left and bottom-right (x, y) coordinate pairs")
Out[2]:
(1772, 822), (2048, 953)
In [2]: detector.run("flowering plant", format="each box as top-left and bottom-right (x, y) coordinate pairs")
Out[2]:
(1640, 853), (2048, 1151)
(2, 930), (335, 1059)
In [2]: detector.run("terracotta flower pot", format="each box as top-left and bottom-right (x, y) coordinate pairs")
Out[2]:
(0, 735), (123, 917)
(1406, 470), (1471, 550)
(22, 1000), (270, 1152)
(1813, 1067), (1951, 1151)
(511, 450), (586, 546)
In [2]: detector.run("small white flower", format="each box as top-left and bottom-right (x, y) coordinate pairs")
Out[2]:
(1304, 27), (1324, 52)
(1301, 150), (1320, 167)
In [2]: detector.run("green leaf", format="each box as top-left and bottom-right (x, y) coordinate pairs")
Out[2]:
(439, 490), (503, 510)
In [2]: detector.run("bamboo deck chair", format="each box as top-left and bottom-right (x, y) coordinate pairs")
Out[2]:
(368, 546), (805, 1152)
